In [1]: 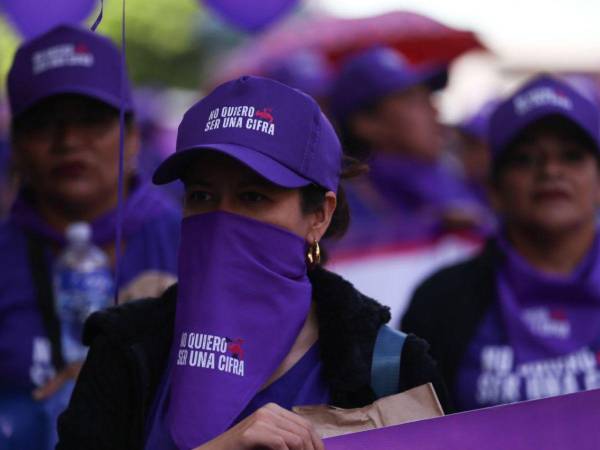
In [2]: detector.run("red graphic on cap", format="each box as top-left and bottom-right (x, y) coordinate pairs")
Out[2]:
(74, 43), (90, 54)
(226, 338), (245, 360)
(596, 350), (600, 364)
(550, 309), (567, 321)
(255, 108), (274, 123)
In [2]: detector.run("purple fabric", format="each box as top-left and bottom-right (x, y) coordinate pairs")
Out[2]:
(0, 0), (97, 39)
(7, 24), (133, 117)
(458, 99), (500, 141)
(496, 233), (600, 364)
(453, 234), (600, 411)
(0, 183), (179, 390)
(153, 76), (342, 193)
(324, 388), (600, 450)
(328, 155), (487, 254)
(488, 75), (600, 158)
(330, 46), (448, 122)
(262, 50), (334, 99)
(145, 343), (329, 450)
(166, 211), (312, 448)
(368, 154), (480, 214)
(233, 342), (330, 423)
(203, 0), (299, 33)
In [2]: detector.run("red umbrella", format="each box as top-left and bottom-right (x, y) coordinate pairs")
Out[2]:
(209, 10), (487, 86)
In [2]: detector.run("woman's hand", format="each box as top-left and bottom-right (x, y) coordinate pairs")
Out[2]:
(32, 362), (82, 400)
(194, 402), (324, 450)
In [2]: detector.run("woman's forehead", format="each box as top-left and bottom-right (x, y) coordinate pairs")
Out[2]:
(182, 152), (275, 186)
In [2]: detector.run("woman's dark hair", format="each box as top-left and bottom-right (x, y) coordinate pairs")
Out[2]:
(336, 100), (381, 162)
(300, 155), (368, 240)
(490, 114), (600, 184)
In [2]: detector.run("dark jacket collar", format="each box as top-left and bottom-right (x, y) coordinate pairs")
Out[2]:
(83, 266), (391, 407)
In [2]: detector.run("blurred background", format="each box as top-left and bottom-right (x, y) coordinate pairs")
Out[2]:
(1, 0), (599, 322)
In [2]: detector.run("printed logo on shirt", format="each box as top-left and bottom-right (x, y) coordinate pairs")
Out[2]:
(32, 43), (94, 75)
(475, 345), (600, 406)
(522, 307), (571, 339)
(513, 87), (573, 116)
(204, 106), (276, 136)
(176, 331), (245, 376)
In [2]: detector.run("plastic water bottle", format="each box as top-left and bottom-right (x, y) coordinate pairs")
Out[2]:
(53, 222), (114, 363)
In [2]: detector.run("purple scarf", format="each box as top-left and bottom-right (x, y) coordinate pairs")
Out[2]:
(496, 233), (600, 364)
(368, 154), (477, 214)
(9, 178), (170, 246)
(166, 212), (312, 449)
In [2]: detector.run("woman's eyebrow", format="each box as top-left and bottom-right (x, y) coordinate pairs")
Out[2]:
(237, 178), (280, 190)
(183, 179), (212, 188)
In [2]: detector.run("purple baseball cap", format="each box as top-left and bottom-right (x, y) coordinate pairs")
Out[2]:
(152, 76), (342, 192)
(489, 75), (600, 157)
(7, 24), (133, 117)
(262, 50), (334, 99)
(457, 99), (501, 142)
(330, 46), (448, 123)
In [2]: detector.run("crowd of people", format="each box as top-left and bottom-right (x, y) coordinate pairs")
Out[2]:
(1, 16), (599, 450)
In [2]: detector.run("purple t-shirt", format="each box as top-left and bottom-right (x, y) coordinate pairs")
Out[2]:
(0, 182), (180, 391)
(454, 302), (600, 411)
(144, 343), (330, 450)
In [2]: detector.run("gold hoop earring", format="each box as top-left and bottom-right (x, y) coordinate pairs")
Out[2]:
(306, 240), (321, 269)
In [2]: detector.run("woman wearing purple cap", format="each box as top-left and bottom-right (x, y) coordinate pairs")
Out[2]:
(329, 46), (486, 251)
(57, 76), (447, 450)
(403, 75), (600, 412)
(0, 25), (180, 449)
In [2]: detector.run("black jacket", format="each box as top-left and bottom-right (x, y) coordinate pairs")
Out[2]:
(401, 240), (497, 412)
(57, 267), (447, 450)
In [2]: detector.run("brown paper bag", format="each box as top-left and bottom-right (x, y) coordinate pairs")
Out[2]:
(293, 383), (444, 439)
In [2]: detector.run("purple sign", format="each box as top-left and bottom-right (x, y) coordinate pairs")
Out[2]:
(325, 389), (600, 449)
(0, 0), (97, 39)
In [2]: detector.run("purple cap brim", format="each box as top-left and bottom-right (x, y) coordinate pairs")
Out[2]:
(13, 85), (132, 117)
(152, 143), (312, 188)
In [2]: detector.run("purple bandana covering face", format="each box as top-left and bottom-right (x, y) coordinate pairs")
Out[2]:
(496, 233), (600, 365)
(166, 211), (312, 448)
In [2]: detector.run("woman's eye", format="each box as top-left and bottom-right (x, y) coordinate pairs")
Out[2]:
(240, 192), (268, 203)
(560, 148), (587, 164)
(507, 152), (535, 168)
(186, 191), (213, 203)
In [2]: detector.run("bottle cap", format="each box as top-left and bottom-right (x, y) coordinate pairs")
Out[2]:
(66, 222), (91, 244)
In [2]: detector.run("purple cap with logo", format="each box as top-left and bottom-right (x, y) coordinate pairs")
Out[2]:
(7, 24), (133, 117)
(489, 75), (600, 157)
(153, 76), (342, 192)
(330, 46), (448, 123)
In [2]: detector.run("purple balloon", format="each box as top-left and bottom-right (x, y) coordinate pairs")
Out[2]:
(202, 0), (299, 33)
(0, 0), (97, 39)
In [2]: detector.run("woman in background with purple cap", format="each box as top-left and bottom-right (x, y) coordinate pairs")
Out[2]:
(0, 24), (180, 449)
(403, 74), (600, 412)
(329, 46), (486, 251)
(57, 75), (447, 450)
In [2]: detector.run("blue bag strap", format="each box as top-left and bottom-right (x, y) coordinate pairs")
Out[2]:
(370, 325), (407, 399)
